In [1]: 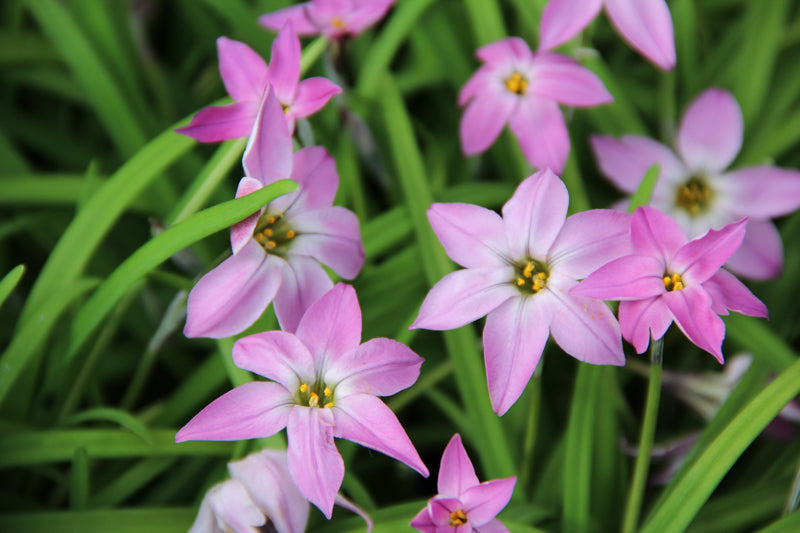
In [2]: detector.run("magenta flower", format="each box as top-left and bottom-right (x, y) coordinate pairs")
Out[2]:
(259, 0), (395, 40)
(184, 88), (364, 338)
(177, 283), (429, 517)
(572, 206), (768, 362)
(459, 37), (612, 173)
(176, 23), (341, 142)
(410, 434), (516, 533)
(539, 0), (675, 70)
(592, 88), (800, 280)
(411, 169), (629, 415)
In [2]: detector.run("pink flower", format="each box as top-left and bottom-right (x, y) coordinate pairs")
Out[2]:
(591, 88), (800, 280)
(411, 169), (628, 415)
(410, 434), (516, 533)
(572, 206), (768, 362)
(177, 283), (429, 518)
(176, 22), (341, 142)
(259, 0), (395, 40)
(184, 88), (364, 338)
(459, 37), (612, 173)
(539, 0), (676, 70)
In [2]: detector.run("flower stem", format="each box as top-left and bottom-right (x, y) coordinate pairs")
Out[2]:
(622, 337), (664, 533)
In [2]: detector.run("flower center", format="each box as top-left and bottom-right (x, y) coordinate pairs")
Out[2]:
(331, 16), (346, 29)
(675, 175), (713, 216)
(513, 259), (550, 294)
(504, 72), (528, 95)
(449, 510), (468, 526)
(252, 212), (296, 254)
(297, 382), (335, 409)
(663, 272), (685, 291)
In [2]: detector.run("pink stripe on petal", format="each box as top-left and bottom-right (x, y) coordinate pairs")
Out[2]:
(460, 477), (516, 526)
(289, 206), (365, 279)
(231, 177), (263, 255)
(723, 166), (800, 219)
(460, 91), (516, 155)
(531, 52), (613, 107)
(604, 0), (676, 70)
(332, 337), (423, 397)
(509, 98), (570, 173)
(295, 283), (362, 367)
(724, 219), (783, 280)
(630, 206), (687, 261)
(232, 330), (316, 389)
(243, 88), (293, 184)
(290, 77), (342, 119)
(175, 101), (258, 143)
(677, 88), (743, 173)
(591, 134), (687, 194)
(702, 270), (768, 319)
(664, 286), (725, 362)
(427, 202), (508, 268)
(671, 218), (746, 284)
(548, 209), (631, 278)
(273, 255), (334, 333)
(267, 22), (301, 104)
(538, 0), (603, 51)
(259, 5), (319, 35)
(571, 255), (665, 300)
(217, 37), (268, 102)
(437, 434), (480, 498)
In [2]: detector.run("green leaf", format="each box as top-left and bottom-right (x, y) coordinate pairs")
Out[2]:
(0, 508), (196, 533)
(59, 408), (155, 444)
(0, 264), (25, 310)
(628, 164), (660, 213)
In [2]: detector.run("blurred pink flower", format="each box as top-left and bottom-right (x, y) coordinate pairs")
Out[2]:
(539, 0), (675, 70)
(184, 88), (363, 338)
(178, 283), (429, 518)
(592, 88), (800, 280)
(411, 434), (516, 533)
(572, 206), (768, 361)
(176, 22), (340, 142)
(411, 169), (628, 415)
(459, 37), (612, 173)
(259, 0), (395, 40)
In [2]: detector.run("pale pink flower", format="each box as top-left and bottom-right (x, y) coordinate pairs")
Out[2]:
(539, 0), (676, 70)
(591, 88), (800, 280)
(176, 22), (341, 142)
(459, 37), (612, 173)
(259, 0), (395, 40)
(184, 88), (364, 338)
(410, 434), (516, 533)
(411, 169), (628, 415)
(178, 283), (429, 518)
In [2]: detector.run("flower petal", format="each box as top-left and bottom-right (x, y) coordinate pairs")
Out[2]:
(175, 101), (258, 143)
(202, 479), (266, 533)
(630, 206), (687, 261)
(266, 22), (301, 104)
(724, 219), (783, 280)
(427, 203), (508, 268)
(461, 477), (516, 526)
(476, 37), (535, 64)
(259, 5), (319, 35)
(290, 77), (342, 119)
(459, 91), (516, 155)
(723, 166), (800, 219)
(231, 177), (264, 255)
(509, 98), (570, 173)
(538, 0), (603, 51)
(232, 330), (316, 390)
(346, 0), (395, 34)
(618, 297), (673, 353)
(184, 242), (284, 339)
(663, 286), (725, 362)
(176, 381), (292, 442)
(604, 0), (676, 69)
(571, 255), (665, 300)
(266, 146), (337, 215)
(531, 52), (613, 107)
(483, 296), (553, 416)
(243, 88), (293, 184)
(295, 283), (362, 368)
(671, 218), (747, 284)
(288, 206), (365, 279)
(702, 269), (768, 318)
(548, 209), (631, 278)
(273, 255), (334, 333)
(677, 88), (743, 173)
(459, 70), (494, 106)
(475, 519), (511, 533)
(333, 393), (429, 476)
(409, 507), (436, 533)
(334, 493), (374, 533)
(429, 497), (464, 526)
(437, 434), (480, 498)
(590, 134), (687, 194)
(331, 337), (423, 397)
(217, 37), (268, 102)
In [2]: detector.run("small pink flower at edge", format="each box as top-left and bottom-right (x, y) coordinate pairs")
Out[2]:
(177, 283), (429, 518)
(459, 37), (612, 173)
(176, 21), (341, 142)
(259, 0), (395, 40)
(411, 169), (629, 415)
(572, 206), (768, 362)
(410, 434), (516, 533)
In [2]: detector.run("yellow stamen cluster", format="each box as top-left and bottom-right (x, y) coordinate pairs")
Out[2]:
(505, 72), (528, 95)
(663, 272), (685, 291)
(297, 382), (335, 409)
(449, 510), (468, 526)
(676, 176), (713, 216)
(331, 16), (346, 29)
(253, 214), (297, 253)
(514, 260), (549, 294)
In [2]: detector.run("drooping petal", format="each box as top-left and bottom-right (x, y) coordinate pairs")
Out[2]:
(630, 206), (687, 261)
(288, 206), (365, 278)
(547, 209), (631, 277)
(502, 169), (568, 261)
(333, 494), (374, 533)
(231, 177), (264, 255)
(476, 37), (535, 64)
(538, 0), (603, 51)
(287, 407), (342, 518)
(176, 381), (292, 442)
(702, 269), (768, 318)
(723, 166), (800, 219)
(410, 267), (517, 331)
(724, 219), (783, 280)
(671, 218), (747, 284)
(677, 88), (743, 173)
(459, 90), (517, 155)
(618, 297), (673, 353)
(409, 507), (436, 533)
(427, 203), (508, 268)
(590, 134), (687, 194)
(483, 296), (553, 416)
(437, 434), (480, 498)
(663, 286), (726, 362)
(217, 37), (268, 103)
(295, 283), (362, 369)
(243, 88), (293, 184)
(530, 52), (613, 107)
(460, 477), (516, 526)
(331, 337), (423, 397)
(266, 22), (301, 104)
(201, 479), (266, 533)
(232, 330), (316, 390)
(273, 255), (334, 333)
(289, 77), (342, 119)
(183, 242), (284, 339)
(175, 101), (258, 143)
(509, 97), (570, 173)
(259, 5), (319, 35)
(333, 393), (429, 476)
(571, 255), (665, 300)
(604, 0), (676, 70)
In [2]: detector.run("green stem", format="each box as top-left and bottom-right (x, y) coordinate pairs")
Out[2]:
(622, 337), (664, 533)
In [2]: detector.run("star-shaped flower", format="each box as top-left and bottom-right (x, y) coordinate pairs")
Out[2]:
(259, 0), (395, 40)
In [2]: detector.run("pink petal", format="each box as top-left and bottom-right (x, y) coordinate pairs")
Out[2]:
(427, 203), (508, 269)
(590, 134), (687, 194)
(547, 209), (631, 278)
(618, 297), (673, 353)
(410, 267), (517, 331)
(281, 147), (338, 213)
(201, 479), (266, 532)
(232, 330), (316, 390)
(175, 101), (258, 143)
(538, 0), (603, 51)
(663, 286), (725, 362)
(331, 337), (423, 397)
(702, 269), (768, 319)
(333, 393), (429, 477)
(266, 22), (301, 104)
(476, 37), (535, 64)
(671, 218), (747, 284)
(183, 242), (284, 339)
(288, 206), (365, 279)
(346, 0), (395, 34)
(333, 494), (374, 533)
(723, 166), (800, 219)
(461, 477), (516, 526)
(475, 519), (511, 533)
(483, 296), (553, 416)
(273, 256), (335, 333)
(604, 0), (676, 70)
(287, 407), (342, 518)
(724, 219), (783, 280)
(459, 70), (494, 107)
(677, 88), (743, 173)
(502, 169), (568, 261)
(259, 5), (319, 35)
(530, 52), (613, 107)
(437, 434), (480, 498)
(410, 507), (436, 533)
(289, 77), (342, 119)
(176, 381), (292, 442)
(295, 283), (362, 368)
(429, 497), (464, 526)
(509, 98), (570, 173)
(217, 37), (268, 103)
(630, 206), (687, 262)
(231, 177), (264, 255)
(243, 88), (293, 185)
(460, 90), (517, 156)
(571, 255), (665, 300)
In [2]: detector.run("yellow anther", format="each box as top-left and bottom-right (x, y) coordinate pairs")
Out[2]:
(265, 241), (277, 250)
(287, 230), (296, 239)
(663, 276), (672, 288)
(331, 16), (346, 28)
(308, 392), (320, 408)
(516, 278), (525, 286)
(449, 510), (468, 526)
(664, 272), (685, 291)
(267, 216), (276, 224)
(299, 383), (308, 393)
(523, 262), (534, 278)
(505, 72), (528, 95)
(324, 402), (334, 409)
(263, 228), (273, 237)
(533, 279), (545, 291)
(324, 387), (332, 397)
(537, 272), (547, 280)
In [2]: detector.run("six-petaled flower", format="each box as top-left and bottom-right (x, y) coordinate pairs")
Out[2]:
(260, 0), (395, 40)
